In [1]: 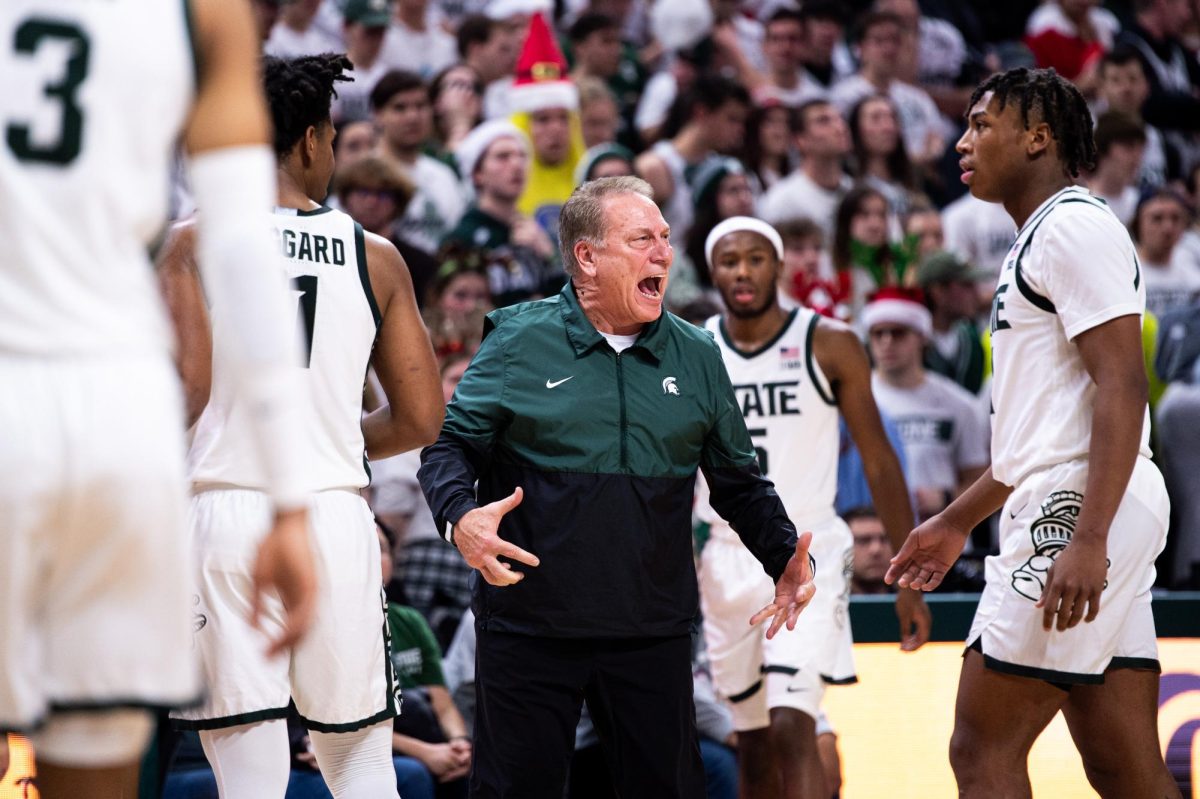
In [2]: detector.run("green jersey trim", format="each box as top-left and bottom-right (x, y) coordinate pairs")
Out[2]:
(354, 222), (382, 329)
(182, 0), (199, 91)
(805, 312), (837, 406)
(717, 308), (799, 360)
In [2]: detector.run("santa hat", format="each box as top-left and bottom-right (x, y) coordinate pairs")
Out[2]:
(509, 12), (579, 114)
(860, 287), (932, 339)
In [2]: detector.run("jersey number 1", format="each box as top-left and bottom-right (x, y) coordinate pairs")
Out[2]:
(6, 18), (90, 166)
(293, 275), (318, 367)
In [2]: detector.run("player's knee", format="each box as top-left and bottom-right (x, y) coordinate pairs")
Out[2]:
(948, 726), (984, 780)
(32, 708), (154, 768)
(767, 707), (818, 749)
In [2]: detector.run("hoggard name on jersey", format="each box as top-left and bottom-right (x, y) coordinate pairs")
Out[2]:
(274, 227), (347, 266)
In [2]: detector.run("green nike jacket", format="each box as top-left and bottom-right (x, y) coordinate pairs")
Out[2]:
(418, 281), (799, 637)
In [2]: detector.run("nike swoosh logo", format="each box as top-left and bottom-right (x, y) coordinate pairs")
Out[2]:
(546, 376), (574, 389)
(1009, 501), (1029, 520)
(785, 686), (807, 693)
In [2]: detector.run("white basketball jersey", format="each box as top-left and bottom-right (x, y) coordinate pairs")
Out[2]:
(190, 207), (380, 492)
(0, 0), (194, 356)
(696, 308), (840, 535)
(988, 186), (1152, 487)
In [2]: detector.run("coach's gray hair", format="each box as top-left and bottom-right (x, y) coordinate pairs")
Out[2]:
(558, 176), (654, 277)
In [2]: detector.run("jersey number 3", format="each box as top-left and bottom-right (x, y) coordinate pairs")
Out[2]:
(6, 18), (90, 166)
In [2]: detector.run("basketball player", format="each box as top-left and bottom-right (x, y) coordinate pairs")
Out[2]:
(698, 217), (930, 799)
(160, 54), (443, 798)
(888, 67), (1180, 798)
(1, 2), (317, 797)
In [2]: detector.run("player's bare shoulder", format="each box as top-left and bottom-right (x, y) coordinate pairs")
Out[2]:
(811, 314), (870, 383)
(361, 229), (416, 320)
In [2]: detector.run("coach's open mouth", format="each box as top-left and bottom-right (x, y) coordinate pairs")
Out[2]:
(637, 275), (664, 299)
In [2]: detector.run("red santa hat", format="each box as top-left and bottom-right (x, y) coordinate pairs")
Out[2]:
(860, 286), (933, 339)
(509, 12), (579, 114)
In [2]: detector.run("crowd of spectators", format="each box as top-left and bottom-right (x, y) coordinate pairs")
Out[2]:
(160, 0), (1200, 794)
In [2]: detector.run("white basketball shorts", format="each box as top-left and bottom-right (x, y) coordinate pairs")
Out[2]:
(700, 514), (856, 731)
(0, 356), (199, 731)
(967, 456), (1169, 684)
(172, 488), (399, 732)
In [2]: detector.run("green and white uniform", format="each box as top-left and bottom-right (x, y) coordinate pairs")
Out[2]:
(0, 0), (197, 731)
(970, 186), (1168, 684)
(695, 308), (856, 730)
(176, 206), (399, 732)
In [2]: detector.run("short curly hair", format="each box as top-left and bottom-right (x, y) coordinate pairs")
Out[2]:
(967, 67), (1098, 178)
(262, 53), (353, 159)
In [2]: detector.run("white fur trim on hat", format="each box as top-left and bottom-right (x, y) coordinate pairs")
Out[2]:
(860, 298), (933, 339)
(705, 216), (785, 269)
(486, 0), (552, 20)
(508, 81), (580, 114)
(455, 120), (529, 187)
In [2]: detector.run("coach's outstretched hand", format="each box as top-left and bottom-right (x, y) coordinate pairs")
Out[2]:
(751, 532), (817, 639)
(452, 487), (541, 586)
(886, 514), (968, 592)
(251, 508), (318, 658)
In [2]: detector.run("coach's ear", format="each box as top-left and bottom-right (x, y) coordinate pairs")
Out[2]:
(574, 238), (600, 280)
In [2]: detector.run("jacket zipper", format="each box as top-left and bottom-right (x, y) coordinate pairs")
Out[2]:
(616, 351), (628, 471)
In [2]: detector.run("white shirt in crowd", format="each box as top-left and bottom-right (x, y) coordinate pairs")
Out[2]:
(915, 15), (968, 88)
(396, 155), (468, 254)
(332, 59), (392, 123)
(634, 70), (678, 135)
(988, 186), (1152, 487)
(756, 71), (828, 107)
(870, 371), (990, 496)
(758, 171), (852, 238)
(943, 192), (1017, 285)
(265, 21), (343, 59)
(1091, 185), (1139, 227)
(381, 20), (459, 79)
(1141, 248), (1200, 318)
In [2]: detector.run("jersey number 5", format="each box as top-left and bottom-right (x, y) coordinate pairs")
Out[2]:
(747, 427), (769, 476)
(6, 18), (90, 166)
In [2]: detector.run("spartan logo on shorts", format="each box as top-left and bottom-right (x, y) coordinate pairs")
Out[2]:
(1011, 490), (1082, 602)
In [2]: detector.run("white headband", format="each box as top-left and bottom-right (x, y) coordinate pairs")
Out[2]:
(704, 216), (785, 269)
(861, 298), (933, 339)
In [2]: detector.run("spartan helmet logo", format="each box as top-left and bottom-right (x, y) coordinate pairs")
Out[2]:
(1011, 490), (1082, 601)
(662, 376), (679, 395)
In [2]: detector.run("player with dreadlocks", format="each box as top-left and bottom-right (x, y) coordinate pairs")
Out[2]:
(163, 52), (443, 798)
(889, 67), (1181, 798)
